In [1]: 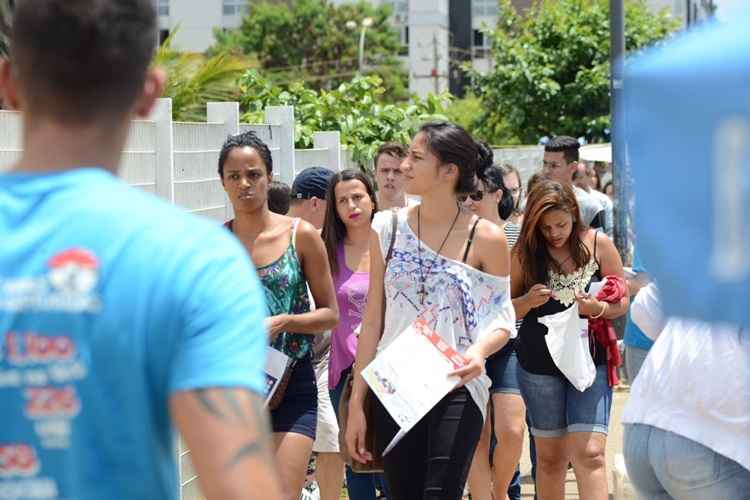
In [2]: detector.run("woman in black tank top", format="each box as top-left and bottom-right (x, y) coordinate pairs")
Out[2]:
(510, 180), (628, 500)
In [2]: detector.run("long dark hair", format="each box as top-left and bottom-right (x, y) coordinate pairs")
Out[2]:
(516, 180), (590, 291)
(477, 161), (516, 221)
(499, 163), (523, 213)
(418, 121), (479, 194)
(321, 169), (378, 276)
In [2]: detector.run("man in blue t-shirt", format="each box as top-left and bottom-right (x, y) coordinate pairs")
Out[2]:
(623, 250), (654, 381)
(0, 1), (281, 499)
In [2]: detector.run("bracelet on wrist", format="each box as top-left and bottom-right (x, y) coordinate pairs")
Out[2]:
(590, 301), (608, 319)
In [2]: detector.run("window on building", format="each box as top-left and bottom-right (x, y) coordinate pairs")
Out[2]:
(387, 0), (408, 18)
(399, 25), (409, 55)
(472, 0), (499, 17)
(223, 0), (249, 17)
(473, 29), (483, 48)
(157, 0), (169, 17)
(472, 28), (491, 59)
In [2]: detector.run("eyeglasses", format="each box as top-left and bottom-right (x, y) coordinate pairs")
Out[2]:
(458, 190), (485, 203)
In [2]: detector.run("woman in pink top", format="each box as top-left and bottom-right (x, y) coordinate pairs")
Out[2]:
(321, 169), (384, 500)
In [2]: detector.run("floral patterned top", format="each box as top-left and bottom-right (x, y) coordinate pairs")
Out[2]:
(251, 219), (313, 360)
(372, 208), (516, 421)
(517, 233), (605, 377)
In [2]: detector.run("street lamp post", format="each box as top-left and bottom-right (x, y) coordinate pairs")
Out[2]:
(609, 0), (628, 258)
(347, 17), (374, 73)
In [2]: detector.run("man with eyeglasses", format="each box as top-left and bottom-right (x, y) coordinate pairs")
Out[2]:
(542, 136), (605, 229)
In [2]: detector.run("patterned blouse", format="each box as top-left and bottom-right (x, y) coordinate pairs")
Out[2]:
(254, 219), (314, 360)
(372, 208), (516, 420)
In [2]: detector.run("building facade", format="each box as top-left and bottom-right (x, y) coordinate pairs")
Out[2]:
(156, 0), (248, 52)
(648, 0), (719, 25)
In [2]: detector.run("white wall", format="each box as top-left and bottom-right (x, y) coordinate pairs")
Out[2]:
(169, 0), (222, 52)
(162, 0), (245, 52)
(0, 100), (342, 226)
(492, 146), (544, 186)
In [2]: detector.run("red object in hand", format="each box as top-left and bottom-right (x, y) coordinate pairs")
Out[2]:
(590, 275), (626, 386)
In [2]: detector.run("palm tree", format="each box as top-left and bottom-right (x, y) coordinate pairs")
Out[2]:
(154, 31), (252, 121)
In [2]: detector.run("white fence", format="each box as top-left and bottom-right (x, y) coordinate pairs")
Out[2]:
(492, 145), (544, 186)
(339, 146), (544, 182)
(0, 99), (344, 225)
(0, 102), (543, 198)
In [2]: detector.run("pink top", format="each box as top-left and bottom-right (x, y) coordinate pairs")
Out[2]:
(328, 243), (369, 389)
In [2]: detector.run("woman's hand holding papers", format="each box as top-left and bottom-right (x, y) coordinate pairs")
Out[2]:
(449, 344), (485, 388)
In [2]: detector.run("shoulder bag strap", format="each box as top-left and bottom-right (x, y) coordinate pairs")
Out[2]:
(379, 210), (399, 340)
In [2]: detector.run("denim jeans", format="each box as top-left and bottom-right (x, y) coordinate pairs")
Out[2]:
(518, 364), (612, 437)
(624, 424), (750, 500)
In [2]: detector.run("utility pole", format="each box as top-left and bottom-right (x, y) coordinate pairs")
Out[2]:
(432, 33), (439, 94)
(610, 0), (629, 258)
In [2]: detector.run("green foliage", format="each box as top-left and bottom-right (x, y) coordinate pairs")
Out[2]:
(154, 32), (250, 121)
(239, 70), (452, 166)
(0, 0), (12, 58)
(470, 0), (679, 144)
(212, 0), (408, 100)
(445, 93), (521, 146)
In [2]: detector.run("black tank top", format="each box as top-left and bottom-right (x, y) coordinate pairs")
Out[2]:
(516, 233), (606, 377)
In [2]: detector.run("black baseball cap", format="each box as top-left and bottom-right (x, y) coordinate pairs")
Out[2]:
(290, 166), (335, 200)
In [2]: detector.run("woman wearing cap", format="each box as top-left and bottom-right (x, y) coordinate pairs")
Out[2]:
(346, 122), (516, 499)
(218, 131), (339, 500)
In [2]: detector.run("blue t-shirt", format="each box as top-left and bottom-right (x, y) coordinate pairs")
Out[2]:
(623, 250), (654, 351)
(0, 169), (267, 500)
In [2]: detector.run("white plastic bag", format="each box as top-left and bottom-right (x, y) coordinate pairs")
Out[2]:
(539, 304), (596, 392)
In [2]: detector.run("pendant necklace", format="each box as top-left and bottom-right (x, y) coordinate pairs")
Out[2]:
(416, 204), (461, 305)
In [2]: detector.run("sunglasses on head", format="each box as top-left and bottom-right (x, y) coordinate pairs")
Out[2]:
(458, 190), (485, 203)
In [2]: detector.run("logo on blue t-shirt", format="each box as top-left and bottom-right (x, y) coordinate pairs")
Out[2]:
(0, 248), (101, 314)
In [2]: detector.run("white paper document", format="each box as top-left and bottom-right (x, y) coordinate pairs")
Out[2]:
(361, 319), (467, 455)
(264, 347), (291, 406)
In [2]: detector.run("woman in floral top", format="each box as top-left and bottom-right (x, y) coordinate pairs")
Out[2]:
(512, 180), (627, 500)
(219, 131), (338, 500)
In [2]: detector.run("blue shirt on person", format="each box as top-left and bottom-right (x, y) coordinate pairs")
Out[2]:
(623, 250), (654, 351)
(0, 168), (267, 500)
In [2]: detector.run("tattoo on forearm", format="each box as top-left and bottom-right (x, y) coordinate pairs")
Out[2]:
(194, 388), (252, 424)
(226, 441), (264, 469)
(192, 388), (273, 471)
(222, 390), (251, 424)
(195, 389), (226, 421)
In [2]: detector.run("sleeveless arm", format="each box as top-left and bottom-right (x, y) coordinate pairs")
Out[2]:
(269, 220), (339, 336)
